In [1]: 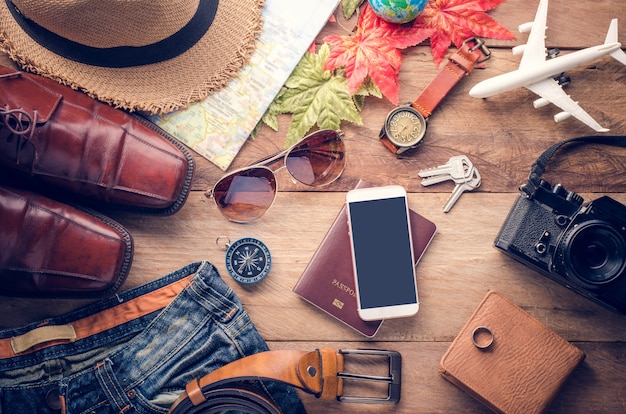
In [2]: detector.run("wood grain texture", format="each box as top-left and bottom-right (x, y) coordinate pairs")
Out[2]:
(1, 0), (625, 412)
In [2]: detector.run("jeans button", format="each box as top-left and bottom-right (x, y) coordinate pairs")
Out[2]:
(45, 389), (62, 411)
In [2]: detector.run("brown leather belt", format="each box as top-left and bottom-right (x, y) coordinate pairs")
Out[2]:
(168, 348), (402, 413)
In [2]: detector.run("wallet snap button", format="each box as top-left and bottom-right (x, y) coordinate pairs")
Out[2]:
(472, 326), (494, 350)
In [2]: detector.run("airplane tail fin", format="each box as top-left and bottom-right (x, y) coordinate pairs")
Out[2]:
(605, 19), (626, 65)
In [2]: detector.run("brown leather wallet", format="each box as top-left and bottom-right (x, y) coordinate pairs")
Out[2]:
(168, 348), (402, 414)
(439, 291), (585, 414)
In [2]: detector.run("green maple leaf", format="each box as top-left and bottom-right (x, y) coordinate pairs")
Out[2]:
(263, 43), (363, 148)
(353, 77), (382, 111)
(341, 0), (362, 19)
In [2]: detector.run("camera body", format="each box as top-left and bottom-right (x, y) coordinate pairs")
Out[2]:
(495, 179), (626, 314)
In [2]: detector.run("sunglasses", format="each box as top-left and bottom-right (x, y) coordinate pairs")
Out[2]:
(207, 129), (346, 223)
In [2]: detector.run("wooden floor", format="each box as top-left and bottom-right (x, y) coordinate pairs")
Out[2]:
(2, 0), (626, 412)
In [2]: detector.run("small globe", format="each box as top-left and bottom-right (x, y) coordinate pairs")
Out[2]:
(368, 0), (428, 24)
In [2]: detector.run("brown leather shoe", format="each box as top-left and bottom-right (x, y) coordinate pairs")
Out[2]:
(0, 185), (133, 298)
(0, 65), (194, 215)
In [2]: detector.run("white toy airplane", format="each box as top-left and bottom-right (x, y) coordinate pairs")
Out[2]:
(469, 0), (626, 132)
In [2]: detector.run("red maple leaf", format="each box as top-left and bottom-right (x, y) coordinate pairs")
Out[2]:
(414, 0), (515, 65)
(324, 5), (432, 104)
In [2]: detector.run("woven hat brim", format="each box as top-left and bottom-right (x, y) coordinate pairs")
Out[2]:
(0, 0), (264, 115)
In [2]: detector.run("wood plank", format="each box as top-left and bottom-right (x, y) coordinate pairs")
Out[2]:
(115, 191), (626, 343)
(190, 48), (626, 194)
(4, 192), (626, 344)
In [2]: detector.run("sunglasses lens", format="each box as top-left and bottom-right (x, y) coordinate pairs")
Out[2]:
(212, 167), (277, 222)
(285, 130), (345, 186)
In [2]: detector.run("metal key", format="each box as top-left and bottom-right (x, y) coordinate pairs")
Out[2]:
(419, 155), (473, 186)
(443, 167), (481, 213)
(419, 155), (472, 182)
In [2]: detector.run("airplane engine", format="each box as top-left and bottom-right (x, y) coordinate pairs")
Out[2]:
(533, 98), (551, 108)
(512, 45), (526, 55)
(554, 111), (572, 122)
(518, 22), (534, 33)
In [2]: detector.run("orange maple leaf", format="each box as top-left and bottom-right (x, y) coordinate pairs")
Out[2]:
(414, 0), (515, 65)
(324, 4), (432, 105)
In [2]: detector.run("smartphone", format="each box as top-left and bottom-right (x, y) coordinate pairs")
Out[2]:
(346, 185), (419, 321)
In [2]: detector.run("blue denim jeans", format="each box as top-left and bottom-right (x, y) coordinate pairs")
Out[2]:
(0, 261), (305, 413)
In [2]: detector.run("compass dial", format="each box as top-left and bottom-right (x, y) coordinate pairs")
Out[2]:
(225, 237), (272, 284)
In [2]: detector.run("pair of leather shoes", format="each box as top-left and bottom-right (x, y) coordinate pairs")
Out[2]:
(0, 65), (195, 297)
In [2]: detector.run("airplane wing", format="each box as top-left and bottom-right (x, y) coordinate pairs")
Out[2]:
(519, 0), (550, 69)
(525, 79), (610, 132)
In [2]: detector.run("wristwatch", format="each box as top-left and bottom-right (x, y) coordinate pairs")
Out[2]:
(379, 37), (491, 154)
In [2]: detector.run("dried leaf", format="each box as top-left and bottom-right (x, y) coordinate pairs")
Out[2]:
(324, 4), (432, 104)
(262, 44), (363, 147)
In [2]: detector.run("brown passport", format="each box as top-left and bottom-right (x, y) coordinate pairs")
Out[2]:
(293, 181), (437, 337)
(439, 291), (586, 414)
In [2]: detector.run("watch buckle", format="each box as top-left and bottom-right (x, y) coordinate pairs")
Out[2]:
(463, 37), (491, 64)
(336, 349), (402, 404)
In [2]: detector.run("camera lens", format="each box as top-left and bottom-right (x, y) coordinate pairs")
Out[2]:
(563, 221), (625, 285)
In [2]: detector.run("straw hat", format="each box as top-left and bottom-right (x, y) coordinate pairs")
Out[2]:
(0, 0), (264, 114)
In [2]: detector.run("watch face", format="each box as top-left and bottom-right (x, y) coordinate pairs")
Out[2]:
(384, 106), (427, 148)
(225, 237), (272, 284)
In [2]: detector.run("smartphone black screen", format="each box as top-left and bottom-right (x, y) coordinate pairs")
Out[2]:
(348, 196), (417, 309)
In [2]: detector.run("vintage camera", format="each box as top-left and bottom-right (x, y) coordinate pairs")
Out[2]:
(495, 179), (626, 314)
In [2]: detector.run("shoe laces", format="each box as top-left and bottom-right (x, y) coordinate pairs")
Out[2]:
(1, 72), (38, 164)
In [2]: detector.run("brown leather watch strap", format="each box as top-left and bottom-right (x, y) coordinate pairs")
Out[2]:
(411, 38), (489, 118)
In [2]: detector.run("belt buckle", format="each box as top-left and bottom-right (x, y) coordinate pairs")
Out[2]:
(463, 37), (491, 64)
(336, 349), (402, 404)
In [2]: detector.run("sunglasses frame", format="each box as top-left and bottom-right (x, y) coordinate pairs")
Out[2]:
(207, 129), (345, 223)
